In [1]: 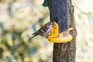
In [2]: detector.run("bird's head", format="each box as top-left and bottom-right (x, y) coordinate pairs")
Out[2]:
(46, 22), (54, 28)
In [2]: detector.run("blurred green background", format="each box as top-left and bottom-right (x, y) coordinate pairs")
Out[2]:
(0, 0), (93, 62)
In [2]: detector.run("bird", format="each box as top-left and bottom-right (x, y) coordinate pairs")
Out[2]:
(29, 22), (54, 40)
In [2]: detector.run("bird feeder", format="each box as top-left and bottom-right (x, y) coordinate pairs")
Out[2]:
(47, 22), (73, 43)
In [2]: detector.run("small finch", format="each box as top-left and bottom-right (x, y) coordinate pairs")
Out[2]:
(29, 22), (54, 40)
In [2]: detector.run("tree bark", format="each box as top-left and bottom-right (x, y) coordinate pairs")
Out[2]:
(50, 0), (77, 62)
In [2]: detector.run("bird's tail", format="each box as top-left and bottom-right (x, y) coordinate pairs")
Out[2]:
(29, 35), (36, 41)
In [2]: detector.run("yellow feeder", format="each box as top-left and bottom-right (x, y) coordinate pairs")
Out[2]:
(47, 22), (73, 43)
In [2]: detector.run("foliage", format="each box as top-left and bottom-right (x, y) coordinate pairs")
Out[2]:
(0, 0), (52, 62)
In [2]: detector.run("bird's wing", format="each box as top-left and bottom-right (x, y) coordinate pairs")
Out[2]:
(32, 23), (49, 35)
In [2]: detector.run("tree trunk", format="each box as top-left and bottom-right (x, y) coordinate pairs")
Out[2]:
(50, 0), (77, 62)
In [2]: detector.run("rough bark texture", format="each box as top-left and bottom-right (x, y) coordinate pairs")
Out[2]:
(50, 0), (77, 62)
